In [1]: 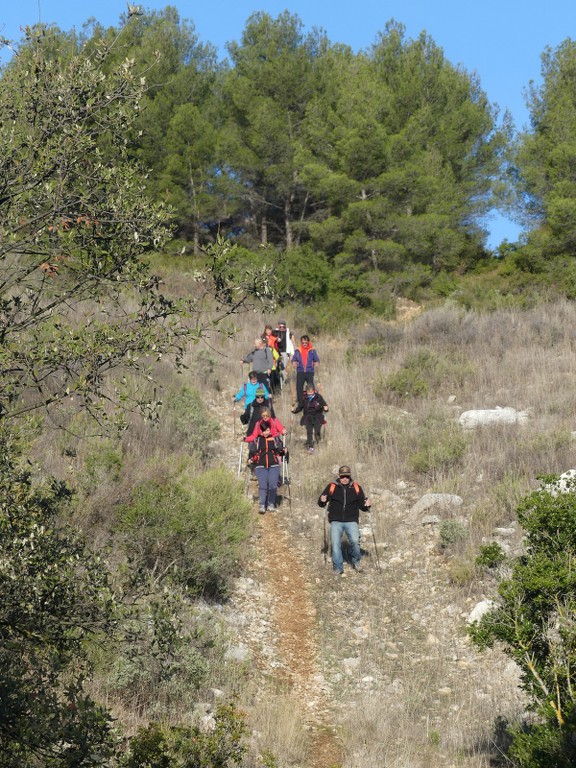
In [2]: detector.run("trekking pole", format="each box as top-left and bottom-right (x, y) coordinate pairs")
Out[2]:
(233, 404), (237, 438)
(237, 440), (244, 479)
(282, 455), (291, 508)
(368, 506), (382, 572)
(322, 512), (328, 565)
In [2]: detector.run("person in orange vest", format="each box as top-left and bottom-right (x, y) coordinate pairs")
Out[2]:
(263, 324), (282, 395)
(291, 334), (319, 407)
(247, 422), (286, 514)
(318, 466), (371, 575)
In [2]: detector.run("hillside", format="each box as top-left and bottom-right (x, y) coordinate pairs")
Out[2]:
(205, 302), (563, 768)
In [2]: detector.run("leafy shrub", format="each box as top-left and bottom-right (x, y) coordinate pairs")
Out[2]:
(116, 467), (251, 599)
(121, 703), (248, 768)
(386, 365), (429, 398)
(409, 420), (467, 475)
(83, 440), (123, 492)
(0, 433), (118, 765)
(438, 520), (468, 550)
(104, 593), (213, 714)
(275, 245), (331, 304)
(476, 542), (506, 568)
(470, 475), (576, 764)
(293, 299), (362, 335)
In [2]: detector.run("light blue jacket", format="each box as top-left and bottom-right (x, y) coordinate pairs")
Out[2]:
(234, 380), (271, 405)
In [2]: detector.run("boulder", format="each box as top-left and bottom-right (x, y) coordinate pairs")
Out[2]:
(411, 493), (463, 516)
(459, 406), (529, 429)
(468, 599), (496, 624)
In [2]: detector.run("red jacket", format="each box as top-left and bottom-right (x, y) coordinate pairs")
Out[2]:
(245, 416), (286, 442)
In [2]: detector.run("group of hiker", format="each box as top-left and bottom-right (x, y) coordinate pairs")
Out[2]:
(233, 319), (372, 576)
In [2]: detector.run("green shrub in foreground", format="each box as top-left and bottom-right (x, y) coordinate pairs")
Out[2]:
(470, 475), (576, 766)
(117, 468), (252, 599)
(121, 703), (248, 767)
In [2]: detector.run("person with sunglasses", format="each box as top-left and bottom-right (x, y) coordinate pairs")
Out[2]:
(318, 465), (371, 576)
(241, 388), (275, 433)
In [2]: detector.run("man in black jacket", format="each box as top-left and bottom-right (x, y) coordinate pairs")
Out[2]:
(318, 465), (371, 575)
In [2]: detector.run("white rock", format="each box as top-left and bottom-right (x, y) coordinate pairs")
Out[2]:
(541, 469), (576, 496)
(411, 493), (463, 515)
(342, 657), (361, 675)
(459, 406), (529, 429)
(468, 599), (496, 624)
(225, 643), (251, 662)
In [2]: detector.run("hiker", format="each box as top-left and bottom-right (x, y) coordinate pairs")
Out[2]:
(242, 337), (274, 391)
(292, 383), (328, 453)
(291, 334), (320, 406)
(246, 423), (286, 513)
(233, 371), (271, 409)
(242, 389), (276, 433)
(243, 408), (286, 444)
(263, 324), (283, 395)
(274, 320), (295, 372)
(318, 465), (371, 576)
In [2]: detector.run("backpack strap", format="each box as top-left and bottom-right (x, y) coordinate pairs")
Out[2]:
(328, 481), (359, 496)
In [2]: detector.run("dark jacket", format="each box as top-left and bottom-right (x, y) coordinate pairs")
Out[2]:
(250, 434), (284, 468)
(293, 391), (328, 424)
(318, 478), (369, 523)
(241, 397), (275, 428)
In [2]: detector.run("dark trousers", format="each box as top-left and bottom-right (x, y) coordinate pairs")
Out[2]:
(296, 371), (315, 406)
(256, 371), (271, 392)
(255, 465), (280, 509)
(304, 417), (323, 448)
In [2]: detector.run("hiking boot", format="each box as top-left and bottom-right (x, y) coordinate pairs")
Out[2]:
(258, 506), (266, 514)
(333, 569), (344, 577)
(353, 564), (364, 573)
(306, 446), (314, 454)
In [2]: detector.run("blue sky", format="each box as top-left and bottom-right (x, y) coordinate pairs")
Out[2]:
(2, 0), (575, 247)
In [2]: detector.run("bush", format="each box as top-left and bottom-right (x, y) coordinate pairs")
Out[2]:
(117, 467), (252, 599)
(162, 386), (220, 462)
(82, 440), (123, 493)
(0, 432), (118, 765)
(386, 365), (430, 398)
(103, 592), (214, 716)
(476, 542), (506, 569)
(438, 519), (468, 550)
(409, 420), (467, 476)
(470, 475), (576, 764)
(384, 348), (473, 399)
(121, 703), (248, 768)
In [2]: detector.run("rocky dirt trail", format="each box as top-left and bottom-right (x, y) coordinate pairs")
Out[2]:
(219, 398), (345, 768)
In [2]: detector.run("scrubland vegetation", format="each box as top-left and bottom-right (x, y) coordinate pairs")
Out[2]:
(4, 7), (576, 766)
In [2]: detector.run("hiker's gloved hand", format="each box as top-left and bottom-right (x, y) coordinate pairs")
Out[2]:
(320, 494), (327, 503)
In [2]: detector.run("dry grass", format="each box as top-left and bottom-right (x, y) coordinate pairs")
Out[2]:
(212, 301), (576, 766)
(27, 296), (576, 766)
